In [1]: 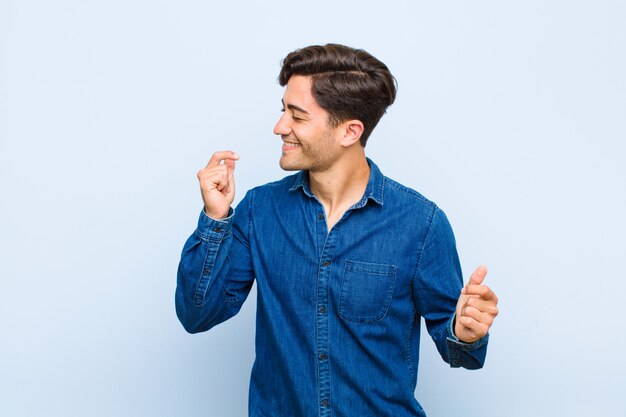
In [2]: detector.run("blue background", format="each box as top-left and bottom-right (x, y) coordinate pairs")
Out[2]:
(1, 1), (624, 416)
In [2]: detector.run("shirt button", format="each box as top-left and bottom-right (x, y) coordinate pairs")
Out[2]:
(213, 227), (222, 232)
(318, 306), (326, 314)
(323, 261), (329, 267)
(319, 353), (328, 360)
(317, 213), (324, 220)
(321, 400), (328, 407)
(203, 268), (210, 275)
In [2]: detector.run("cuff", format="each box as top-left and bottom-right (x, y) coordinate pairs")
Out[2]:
(194, 207), (234, 243)
(446, 312), (489, 350)
(445, 313), (489, 368)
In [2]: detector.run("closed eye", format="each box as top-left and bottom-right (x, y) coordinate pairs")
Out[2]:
(280, 108), (304, 122)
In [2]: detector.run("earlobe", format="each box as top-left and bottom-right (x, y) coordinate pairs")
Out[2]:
(341, 120), (364, 147)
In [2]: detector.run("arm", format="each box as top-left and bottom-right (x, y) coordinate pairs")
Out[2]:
(175, 151), (255, 333)
(413, 207), (489, 369)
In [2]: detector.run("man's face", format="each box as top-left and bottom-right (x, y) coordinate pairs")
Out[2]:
(274, 75), (342, 172)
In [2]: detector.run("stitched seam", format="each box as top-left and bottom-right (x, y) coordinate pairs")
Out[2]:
(193, 240), (218, 306)
(412, 205), (438, 299)
(339, 263), (397, 323)
(384, 177), (436, 207)
(247, 188), (254, 248)
(405, 303), (415, 384)
(377, 174), (384, 204)
(194, 228), (210, 241)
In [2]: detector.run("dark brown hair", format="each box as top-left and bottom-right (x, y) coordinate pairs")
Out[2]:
(278, 44), (397, 147)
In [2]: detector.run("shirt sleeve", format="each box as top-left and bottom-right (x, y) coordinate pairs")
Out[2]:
(175, 191), (255, 333)
(413, 206), (489, 369)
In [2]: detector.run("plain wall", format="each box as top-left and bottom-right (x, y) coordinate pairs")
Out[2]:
(1, 1), (624, 416)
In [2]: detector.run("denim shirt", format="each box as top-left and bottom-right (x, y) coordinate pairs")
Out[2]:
(176, 159), (488, 417)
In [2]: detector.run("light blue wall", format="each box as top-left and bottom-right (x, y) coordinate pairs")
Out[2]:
(1, 1), (624, 416)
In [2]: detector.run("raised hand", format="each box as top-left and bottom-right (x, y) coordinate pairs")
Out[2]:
(197, 151), (240, 219)
(454, 265), (499, 343)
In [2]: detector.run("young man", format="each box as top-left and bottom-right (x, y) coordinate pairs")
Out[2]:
(176, 44), (499, 417)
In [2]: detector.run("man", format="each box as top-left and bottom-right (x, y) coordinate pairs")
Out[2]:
(176, 44), (499, 417)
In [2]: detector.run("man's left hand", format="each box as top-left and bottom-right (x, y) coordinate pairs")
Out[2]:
(454, 265), (499, 343)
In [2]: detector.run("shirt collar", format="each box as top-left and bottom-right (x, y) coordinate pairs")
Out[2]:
(289, 157), (385, 207)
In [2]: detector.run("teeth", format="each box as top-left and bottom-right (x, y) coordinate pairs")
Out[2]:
(283, 142), (301, 147)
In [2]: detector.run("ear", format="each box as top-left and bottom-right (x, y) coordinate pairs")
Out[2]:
(338, 120), (364, 147)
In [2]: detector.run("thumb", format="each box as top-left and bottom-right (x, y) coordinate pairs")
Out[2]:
(469, 265), (488, 286)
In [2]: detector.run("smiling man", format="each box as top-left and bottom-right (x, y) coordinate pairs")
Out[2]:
(176, 44), (499, 417)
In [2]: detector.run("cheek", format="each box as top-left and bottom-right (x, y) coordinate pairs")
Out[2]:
(292, 126), (314, 143)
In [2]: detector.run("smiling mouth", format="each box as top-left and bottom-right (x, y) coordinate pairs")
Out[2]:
(282, 141), (301, 150)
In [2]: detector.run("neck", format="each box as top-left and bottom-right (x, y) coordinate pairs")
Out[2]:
(309, 153), (370, 227)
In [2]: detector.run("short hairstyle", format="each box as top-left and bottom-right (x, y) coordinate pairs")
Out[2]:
(278, 44), (397, 147)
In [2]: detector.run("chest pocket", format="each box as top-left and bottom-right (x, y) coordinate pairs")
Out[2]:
(339, 260), (397, 323)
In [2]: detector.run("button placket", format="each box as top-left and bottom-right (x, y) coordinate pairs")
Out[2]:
(316, 225), (336, 417)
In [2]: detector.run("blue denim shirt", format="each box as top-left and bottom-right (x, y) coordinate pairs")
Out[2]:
(176, 159), (488, 417)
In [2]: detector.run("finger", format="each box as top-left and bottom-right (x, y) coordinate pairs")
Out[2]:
(461, 306), (495, 326)
(212, 171), (230, 192)
(465, 297), (499, 317)
(463, 284), (498, 302)
(198, 164), (228, 182)
(468, 265), (488, 286)
(205, 151), (240, 169)
(457, 315), (489, 338)
(199, 166), (229, 192)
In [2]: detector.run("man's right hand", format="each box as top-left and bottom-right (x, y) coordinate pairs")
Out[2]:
(197, 151), (240, 219)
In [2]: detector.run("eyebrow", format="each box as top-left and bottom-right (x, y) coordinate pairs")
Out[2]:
(282, 99), (309, 115)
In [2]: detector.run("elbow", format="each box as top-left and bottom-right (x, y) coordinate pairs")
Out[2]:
(177, 309), (201, 334)
(175, 296), (212, 334)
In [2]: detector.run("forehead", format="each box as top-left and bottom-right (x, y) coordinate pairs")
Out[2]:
(283, 75), (324, 114)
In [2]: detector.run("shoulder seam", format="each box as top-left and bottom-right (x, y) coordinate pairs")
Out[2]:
(412, 205), (439, 292)
(383, 177), (436, 207)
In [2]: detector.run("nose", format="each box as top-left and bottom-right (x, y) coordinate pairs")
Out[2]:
(273, 112), (291, 136)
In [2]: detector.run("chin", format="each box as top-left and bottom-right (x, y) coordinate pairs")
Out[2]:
(279, 161), (301, 171)
(279, 156), (304, 171)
